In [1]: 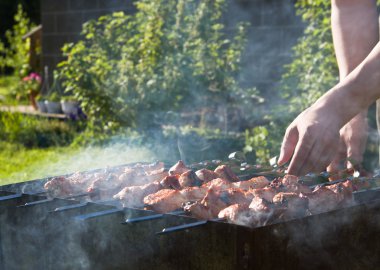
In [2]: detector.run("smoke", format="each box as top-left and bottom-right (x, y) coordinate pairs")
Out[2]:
(3, 143), (157, 185)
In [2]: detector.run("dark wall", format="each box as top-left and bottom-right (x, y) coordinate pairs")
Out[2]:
(40, 0), (304, 96)
(226, 0), (304, 101)
(40, 0), (136, 77)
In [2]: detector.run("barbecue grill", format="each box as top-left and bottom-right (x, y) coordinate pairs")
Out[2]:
(1, 164), (380, 270)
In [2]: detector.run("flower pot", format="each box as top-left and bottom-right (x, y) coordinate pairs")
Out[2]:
(61, 100), (80, 117)
(44, 101), (62, 114)
(37, 100), (47, 113)
(28, 91), (38, 110)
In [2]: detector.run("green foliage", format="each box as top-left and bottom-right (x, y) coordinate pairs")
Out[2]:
(243, 1), (339, 163)
(0, 4), (33, 77)
(0, 112), (82, 148)
(244, 126), (272, 164)
(0, 75), (19, 102)
(281, 0), (338, 115)
(57, 0), (256, 134)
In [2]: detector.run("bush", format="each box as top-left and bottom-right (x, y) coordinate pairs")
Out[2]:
(0, 4), (33, 77)
(57, 0), (259, 135)
(0, 112), (82, 147)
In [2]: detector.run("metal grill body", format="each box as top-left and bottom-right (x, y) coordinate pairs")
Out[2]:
(0, 173), (379, 269)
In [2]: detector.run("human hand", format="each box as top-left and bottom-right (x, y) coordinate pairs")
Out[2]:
(278, 104), (343, 176)
(327, 111), (368, 176)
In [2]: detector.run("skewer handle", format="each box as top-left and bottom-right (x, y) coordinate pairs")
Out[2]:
(156, 220), (208, 235)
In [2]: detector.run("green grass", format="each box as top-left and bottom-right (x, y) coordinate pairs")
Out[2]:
(0, 142), (157, 186)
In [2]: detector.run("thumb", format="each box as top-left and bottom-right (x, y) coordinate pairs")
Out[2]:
(278, 125), (298, 166)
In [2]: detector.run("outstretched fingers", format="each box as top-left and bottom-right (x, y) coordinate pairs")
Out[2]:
(278, 125), (299, 166)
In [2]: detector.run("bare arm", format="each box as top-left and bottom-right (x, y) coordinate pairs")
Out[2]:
(279, 41), (380, 176)
(328, 0), (378, 172)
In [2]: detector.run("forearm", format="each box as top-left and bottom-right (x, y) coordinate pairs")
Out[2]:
(314, 42), (380, 127)
(332, 0), (378, 78)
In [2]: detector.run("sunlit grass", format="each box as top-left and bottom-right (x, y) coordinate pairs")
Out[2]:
(0, 142), (156, 186)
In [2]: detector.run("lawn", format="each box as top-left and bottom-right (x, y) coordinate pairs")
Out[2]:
(0, 142), (156, 186)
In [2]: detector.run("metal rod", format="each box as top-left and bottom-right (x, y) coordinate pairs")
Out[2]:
(17, 198), (53, 207)
(123, 214), (164, 224)
(156, 220), (208, 235)
(51, 202), (88, 212)
(167, 210), (186, 215)
(27, 191), (48, 196)
(0, 193), (22, 201)
(74, 208), (122, 221)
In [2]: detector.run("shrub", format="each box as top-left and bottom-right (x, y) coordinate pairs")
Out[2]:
(0, 4), (33, 77)
(0, 112), (82, 148)
(57, 0), (259, 135)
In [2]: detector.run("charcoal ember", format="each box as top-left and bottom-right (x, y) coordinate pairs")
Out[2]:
(214, 165), (240, 182)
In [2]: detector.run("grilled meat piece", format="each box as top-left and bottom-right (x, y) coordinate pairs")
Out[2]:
(145, 168), (169, 182)
(218, 204), (265, 227)
(195, 169), (220, 183)
(188, 187), (254, 220)
(143, 189), (183, 213)
(326, 180), (353, 206)
(184, 202), (214, 220)
(281, 175), (312, 194)
(118, 168), (141, 186)
(113, 181), (162, 208)
(44, 177), (75, 197)
(144, 187), (207, 213)
(249, 196), (272, 212)
(307, 186), (339, 214)
(178, 170), (203, 188)
(214, 165), (240, 182)
(203, 178), (233, 190)
(160, 175), (181, 190)
(281, 175), (299, 186)
(168, 160), (190, 176)
(218, 204), (249, 222)
(233, 176), (269, 190)
(251, 187), (278, 202)
(272, 192), (308, 218)
(131, 162), (165, 174)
